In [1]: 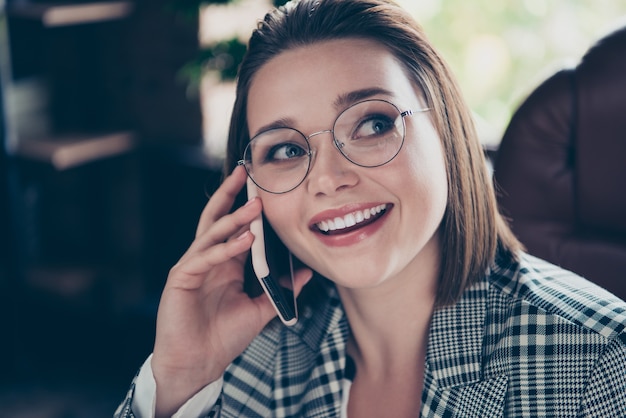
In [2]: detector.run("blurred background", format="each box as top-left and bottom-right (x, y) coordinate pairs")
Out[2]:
(0, 0), (624, 416)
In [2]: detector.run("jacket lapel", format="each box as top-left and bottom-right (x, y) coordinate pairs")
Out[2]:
(421, 280), (507, 417)
(300, 311), (349, 417)
(273, 280), (349, 417)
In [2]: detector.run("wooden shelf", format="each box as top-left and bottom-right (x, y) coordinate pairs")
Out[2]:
(16, 131), (136, 170)
(8, 1), (134, 27)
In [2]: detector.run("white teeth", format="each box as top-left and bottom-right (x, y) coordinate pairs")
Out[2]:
(316, 204), (387, 232)
(344, 213), (356, 228)
(334, 217), (346, 229)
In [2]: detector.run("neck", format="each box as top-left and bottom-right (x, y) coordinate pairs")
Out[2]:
(337, 236), (440, 375)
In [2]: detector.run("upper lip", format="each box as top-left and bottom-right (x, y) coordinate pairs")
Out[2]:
(309, 203), (389, 233)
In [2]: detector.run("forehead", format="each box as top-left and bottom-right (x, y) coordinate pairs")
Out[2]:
(247, 38), (419, 132)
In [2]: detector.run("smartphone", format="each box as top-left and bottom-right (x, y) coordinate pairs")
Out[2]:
(246, 178), (298, 326)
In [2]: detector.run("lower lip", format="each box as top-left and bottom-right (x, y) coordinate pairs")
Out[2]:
(313, 208), (390, 247)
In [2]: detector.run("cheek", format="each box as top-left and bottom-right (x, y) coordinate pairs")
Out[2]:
(260, 195), (301, 244)
(401, 138), (449, 216)
(403, 131), (448, 186)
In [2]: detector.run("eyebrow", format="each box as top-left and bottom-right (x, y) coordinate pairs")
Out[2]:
(252, 117), (297, 138)
(333, 87), (395, 109)
(251, 87), (395, 137)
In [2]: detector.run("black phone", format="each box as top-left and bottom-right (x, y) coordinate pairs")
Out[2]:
(247, 179), (298, 326)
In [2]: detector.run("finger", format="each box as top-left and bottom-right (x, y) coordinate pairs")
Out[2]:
(188, 197), (261, 254)
(292, 268), (314, 296)
(276, 267), (313, 297)
(196, 165), (248, 237)
(178, 230), (254, 278)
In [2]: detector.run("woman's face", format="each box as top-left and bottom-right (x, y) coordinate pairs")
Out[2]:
(246, 38), (448, 290)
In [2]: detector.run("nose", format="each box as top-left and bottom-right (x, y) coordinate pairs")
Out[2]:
(305, 131), (359, 196)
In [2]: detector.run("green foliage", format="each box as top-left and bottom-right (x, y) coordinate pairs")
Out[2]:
(176, 0), (293, 84)
(169, 0), (287, 19)
(179, 36), (247, 85)
(401, 0), (626, 142)
(167, 0), (238, 19)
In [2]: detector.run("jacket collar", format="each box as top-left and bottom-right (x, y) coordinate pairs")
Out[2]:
(421, 266), (511, 417)
(426, 279), (490, 389)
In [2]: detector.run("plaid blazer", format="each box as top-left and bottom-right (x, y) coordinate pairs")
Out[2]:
(115, 250), (626, 417)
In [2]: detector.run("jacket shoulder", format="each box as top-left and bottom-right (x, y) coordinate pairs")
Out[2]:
(489, 251), (626, 339)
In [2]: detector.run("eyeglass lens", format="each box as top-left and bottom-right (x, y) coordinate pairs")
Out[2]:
(242, 99), (406, 194)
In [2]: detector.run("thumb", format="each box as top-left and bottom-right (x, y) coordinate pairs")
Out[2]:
(292, 267), (314, 297)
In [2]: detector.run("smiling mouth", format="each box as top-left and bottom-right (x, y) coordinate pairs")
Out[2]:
(314, 204), (388, 235)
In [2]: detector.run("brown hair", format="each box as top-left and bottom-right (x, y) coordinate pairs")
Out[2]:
(224, 0), (521, 306)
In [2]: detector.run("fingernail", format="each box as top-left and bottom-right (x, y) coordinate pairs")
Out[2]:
(236, 231), (250, 240)
(244, 197), (256, 207)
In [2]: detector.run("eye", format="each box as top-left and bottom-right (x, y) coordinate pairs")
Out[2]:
(248, 128), (309, 166)
(266, 142), (308, 162)
(352, 114), (395, 140)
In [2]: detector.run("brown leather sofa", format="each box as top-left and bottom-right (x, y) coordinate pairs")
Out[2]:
(493, 24), (626, 300)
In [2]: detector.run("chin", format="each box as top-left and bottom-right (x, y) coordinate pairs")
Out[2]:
(322, 268), (389, 289)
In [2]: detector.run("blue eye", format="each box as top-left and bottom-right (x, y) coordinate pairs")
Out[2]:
(352, 114), (395, 140)
(267, 142), (308, 162)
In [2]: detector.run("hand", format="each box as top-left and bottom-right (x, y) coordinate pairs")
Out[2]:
(151, 165), (312, 417)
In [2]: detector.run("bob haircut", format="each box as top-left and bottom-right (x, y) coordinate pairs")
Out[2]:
(224, 0), (521, 306)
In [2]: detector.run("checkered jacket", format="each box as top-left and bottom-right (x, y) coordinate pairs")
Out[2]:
(115, 250), (626, 417)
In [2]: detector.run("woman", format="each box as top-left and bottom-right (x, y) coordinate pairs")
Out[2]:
(116, 0), (626, 416)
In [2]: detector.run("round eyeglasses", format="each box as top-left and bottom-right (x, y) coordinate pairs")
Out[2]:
(238, 99), (430, 194)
